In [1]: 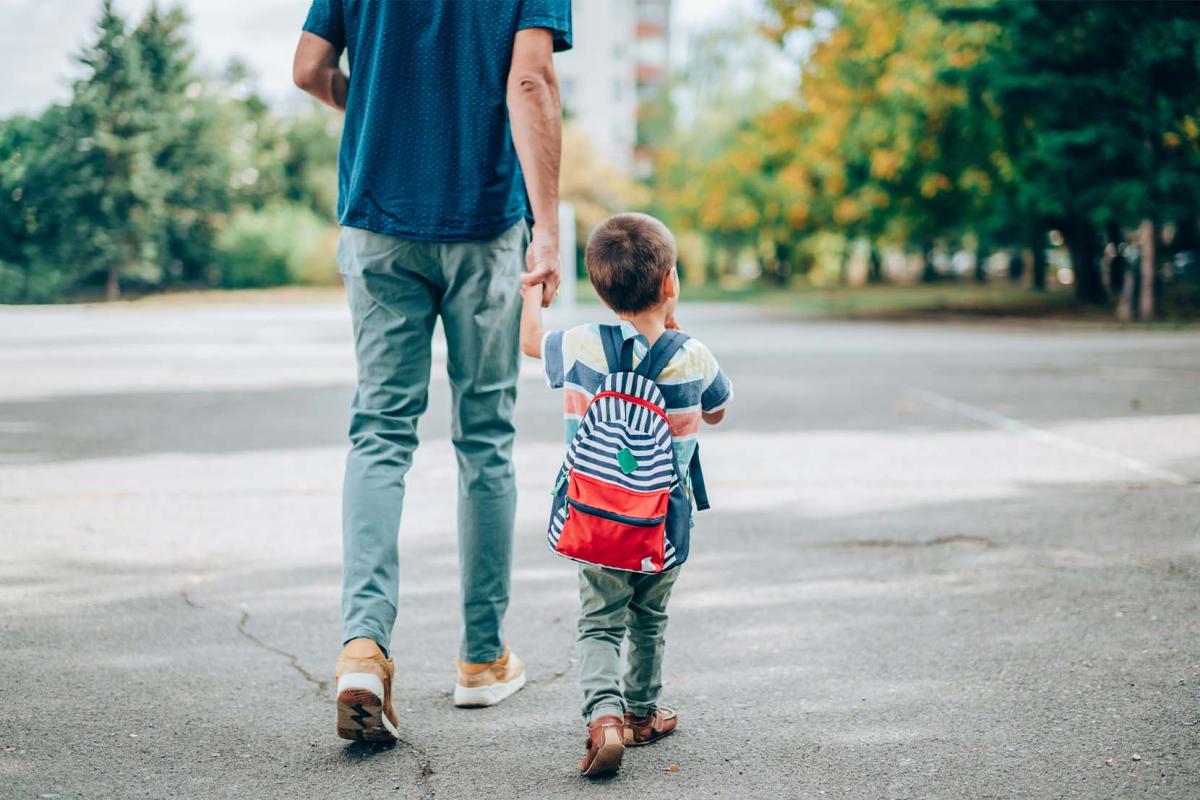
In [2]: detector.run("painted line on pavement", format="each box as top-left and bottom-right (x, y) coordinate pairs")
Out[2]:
(902, 385), (1191, 486)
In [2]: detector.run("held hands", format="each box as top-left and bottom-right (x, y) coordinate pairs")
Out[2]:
(521, 281), (545, 306)
(520, 226), (560, 308)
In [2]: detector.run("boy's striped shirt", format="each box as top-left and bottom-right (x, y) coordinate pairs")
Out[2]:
(540, 321), (732, 477)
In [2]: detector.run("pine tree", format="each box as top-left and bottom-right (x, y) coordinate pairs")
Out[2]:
(63, 0), (164, 299)
(133, 3), (232, 285)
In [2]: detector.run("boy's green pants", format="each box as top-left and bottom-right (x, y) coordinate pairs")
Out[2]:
(337, 222), (526, 663)
(577, 564), (680, 722)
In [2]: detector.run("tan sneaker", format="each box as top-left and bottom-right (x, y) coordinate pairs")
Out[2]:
(335, 638), (398, 742)
(579, 715), (625, 777)
(453, 643), (527, 707)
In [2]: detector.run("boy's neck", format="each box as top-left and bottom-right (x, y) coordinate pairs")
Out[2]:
(618, 307), (668, 346)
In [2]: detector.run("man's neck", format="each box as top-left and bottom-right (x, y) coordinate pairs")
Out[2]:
(619, 308), (668, 346)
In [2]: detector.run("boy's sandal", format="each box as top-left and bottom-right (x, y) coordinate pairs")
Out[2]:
(623, 706), (678, 746)
(580, 715), (625, 777)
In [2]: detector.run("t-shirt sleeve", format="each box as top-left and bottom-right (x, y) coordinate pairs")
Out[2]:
(303, 0), (345, 51)
(698, 343), (733, 413)
(542, 329), (567, 388)
(517, 0), (573, 52)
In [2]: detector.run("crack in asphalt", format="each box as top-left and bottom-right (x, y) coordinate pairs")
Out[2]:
(180, 590), (329, 697)
(182, 588), (438, 794)
(395, 736), (436, 799)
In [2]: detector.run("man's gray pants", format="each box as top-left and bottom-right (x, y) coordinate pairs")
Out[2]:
(337, 221), (527, 663)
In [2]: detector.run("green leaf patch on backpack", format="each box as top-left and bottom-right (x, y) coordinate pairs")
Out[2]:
(616, 447), (639, 475)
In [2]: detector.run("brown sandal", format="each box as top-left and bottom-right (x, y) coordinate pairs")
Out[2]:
(580, 715), (625, 777)
(623, 706), (678, 746)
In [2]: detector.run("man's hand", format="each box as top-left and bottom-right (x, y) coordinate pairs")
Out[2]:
(520, 227), (561, 307)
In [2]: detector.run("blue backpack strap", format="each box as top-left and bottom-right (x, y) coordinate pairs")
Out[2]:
(688, 443), (710, 511)
(599, 324), (635, 373)
(635, 330), (689, 381)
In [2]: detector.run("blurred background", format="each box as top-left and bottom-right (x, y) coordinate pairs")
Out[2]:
(3, 0), (1199, 321)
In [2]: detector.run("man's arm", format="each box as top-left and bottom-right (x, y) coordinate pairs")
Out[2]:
(519, 283), (545, 358)
(293, 31), (348, 112)
(507, 28), (562, 307)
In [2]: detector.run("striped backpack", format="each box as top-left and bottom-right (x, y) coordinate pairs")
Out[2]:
(547, 325), (709, 574)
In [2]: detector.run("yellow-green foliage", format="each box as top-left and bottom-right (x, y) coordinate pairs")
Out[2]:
(216, 204), (337, 289)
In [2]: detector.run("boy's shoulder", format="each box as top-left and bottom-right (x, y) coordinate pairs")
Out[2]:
(551, 322), (721, 380)
(658, 334), (720, 383)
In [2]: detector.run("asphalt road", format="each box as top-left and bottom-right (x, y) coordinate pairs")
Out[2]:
(1, 297), (1197, 799)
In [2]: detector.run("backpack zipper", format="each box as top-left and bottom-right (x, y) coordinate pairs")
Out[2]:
(565, 496), (666, 527)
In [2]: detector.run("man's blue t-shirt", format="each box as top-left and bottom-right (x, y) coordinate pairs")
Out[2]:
(303, 0), (572, 242)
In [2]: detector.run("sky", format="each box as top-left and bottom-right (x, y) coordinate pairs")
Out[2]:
(0, 0), (758, 117)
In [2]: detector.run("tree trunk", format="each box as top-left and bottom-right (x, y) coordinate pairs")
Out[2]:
(1116, 264), (1136, 322)
(1064, 221), (1105, 304)
(974, 239), (989, 283)
(771, 241), (791, 287)
(704, 247), (720, 285)
(1031, 245), (1047, 292)
(1137, 218), (1157, 320)
(1111, 223), (1134, 321)
(1008, 248), (1025, 282)
(106, 263), (120, 301)
(867, 243), (884, 284)
(920, 241), (938, 283)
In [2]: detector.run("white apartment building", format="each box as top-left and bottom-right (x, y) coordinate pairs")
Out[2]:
(554, 0), (671, 175)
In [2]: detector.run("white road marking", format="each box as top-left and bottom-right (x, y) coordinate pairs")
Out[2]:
(902, 385), (1192, 487)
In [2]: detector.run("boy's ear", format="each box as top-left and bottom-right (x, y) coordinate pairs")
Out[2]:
(661, 266), (678, 299)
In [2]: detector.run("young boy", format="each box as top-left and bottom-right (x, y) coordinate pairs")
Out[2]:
(519, 212), (732, 777)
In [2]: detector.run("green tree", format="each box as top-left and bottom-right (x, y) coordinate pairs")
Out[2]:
(765, 0), (1006, 282)
(133, 3), (234, 286)
(943, 1), (1200, 310)
(64, 0), (166, 299)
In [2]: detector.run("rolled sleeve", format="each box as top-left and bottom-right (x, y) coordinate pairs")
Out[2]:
(696, 342), (732, 412)
(517, 0), (573, 52)
(701, 369), (733, 413)
(542, 329), (566, 388)
(303, 0), (345, 51)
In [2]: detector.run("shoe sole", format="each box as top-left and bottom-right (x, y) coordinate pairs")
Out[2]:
(581, 740), (624, 777)
(453, 669), (527, 708)
(335, 673), (398, 743)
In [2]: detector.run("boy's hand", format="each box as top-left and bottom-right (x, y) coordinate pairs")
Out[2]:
(521, 281), (545, 304)
(519, 281), (545, 358)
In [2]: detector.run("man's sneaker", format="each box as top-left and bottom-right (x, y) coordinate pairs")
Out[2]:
(579, 715), (625, 777)
(623, 706), (677, 746)
(453, 643), (526, 708)
(335, 638), (399, 742)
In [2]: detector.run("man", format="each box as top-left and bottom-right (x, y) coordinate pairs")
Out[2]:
(293, 0), (571, 743)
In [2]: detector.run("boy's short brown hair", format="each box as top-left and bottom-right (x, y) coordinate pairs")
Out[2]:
(585, 213), (676, 314)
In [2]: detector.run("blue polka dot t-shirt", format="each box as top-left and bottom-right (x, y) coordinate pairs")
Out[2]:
(303, 0), (572, 242)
